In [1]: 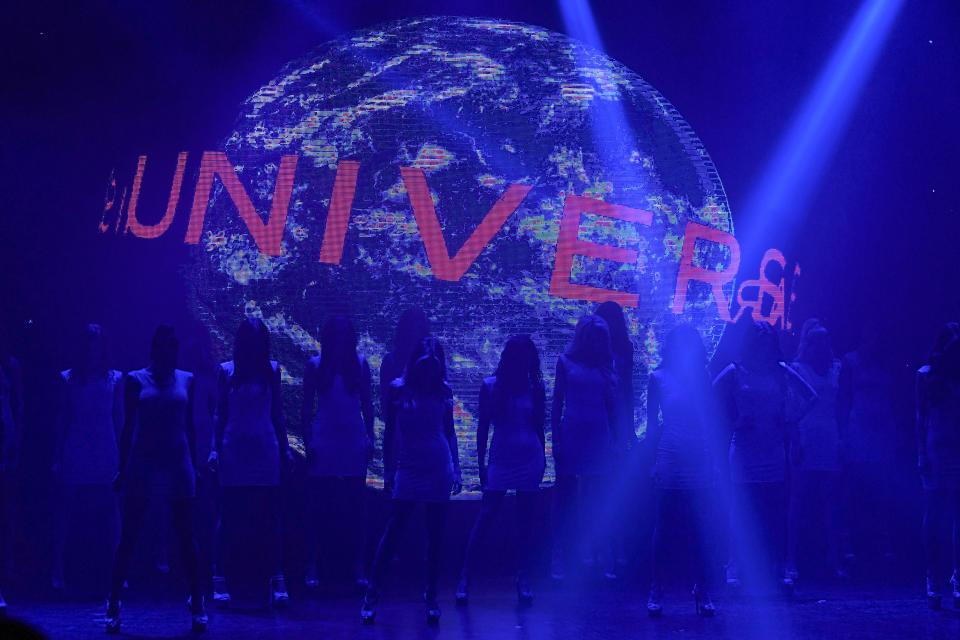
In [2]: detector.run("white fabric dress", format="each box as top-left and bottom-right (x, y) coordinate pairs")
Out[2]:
(218, 361), (281, 487)
(307, 356), (370, 478)
(59, 369), (122, 485)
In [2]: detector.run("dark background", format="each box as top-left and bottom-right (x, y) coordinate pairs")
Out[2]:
(0, 0), (957, 590)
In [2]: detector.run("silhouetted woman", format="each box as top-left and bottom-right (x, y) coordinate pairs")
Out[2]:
(52, 324), (123, 593)
(917, 323), (960, 609)
(0, 326), (23, 614)
(106, 325), (206, 633)
(713, 320), (815, 594)
(456, 335), (545, 606)
(646, 325), (719, 616)
(302, 316), (374, 591)
(837, 318), (897, 572)
(786, 320), (843, 584)
(361, 337), (462, 625)
(209, 318), (291, 607)
(550, 314), (617, 580)
(596, 301), (637, 573)
(380, 307), (429, 426)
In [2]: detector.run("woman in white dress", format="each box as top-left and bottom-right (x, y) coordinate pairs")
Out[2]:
(0, 326), (23, 614)
(106, 325), (206, 633)
(917, 323), (960, 609)
(302, 316), (374, 590)
(786, 320), (843, 584)
(208, 318), (292, 607)
(714, 320), (815, 594)
(550, 314), (618, 580)
(361, 337), (462, 625)
(645, 325), (720, 616)
(456, 335), (546, 605)
(52, 324), (123, 593)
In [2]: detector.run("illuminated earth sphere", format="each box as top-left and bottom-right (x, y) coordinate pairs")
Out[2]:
(189, 16), (734, 492)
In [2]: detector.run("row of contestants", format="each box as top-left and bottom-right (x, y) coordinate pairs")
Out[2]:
(30, 308), (916, 632)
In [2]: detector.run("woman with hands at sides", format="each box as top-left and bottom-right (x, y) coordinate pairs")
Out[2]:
(52, 324), (123, 594)
(456, 335), (546, 606)
(550, 314), (619, 581)
(713, 320), (816, 596)
(106, 325), (206, 634)
(208, 318), (293, 609)
(917, 323), (960, 610)
(361, 336), (462, 626)
(301, 316), (375, 592)
(645, 325), (722, 617)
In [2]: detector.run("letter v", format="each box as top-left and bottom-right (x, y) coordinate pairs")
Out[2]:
(399, 166), (532, 281)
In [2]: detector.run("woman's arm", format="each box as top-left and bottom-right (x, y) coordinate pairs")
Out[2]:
(917, 368), (930, 468)
(476, 381), (492, 487)
(443, 390), (462, 494)
(712, 364), (739, 430)
(836, 356), (854, 444)
(383, 383), (398, 490)
(644, 372), (663, 449)
(185, 375), (197, 475)
(116, 374), (140, 479)
(270, 364), (289, 458)
(213, 366), (229, 454)
(361, 359), (375, 451)
(301, 358), (316, 450)
(112, 372), (125, 444)
(551, 358), (567, 467)
(52, 373), (70, 472)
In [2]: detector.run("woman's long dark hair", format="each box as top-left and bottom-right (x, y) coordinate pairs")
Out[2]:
(566, 314), (614, 371)
(231, 317), (273, 391)
(929, 322), (960, 406)
(149, 324), (178, 369)
(317, 316), (362, 394)
(741, 320), (783, 367)
(596, 301), (633, 376)
(795, 319), (833, 375)
(390, 307), (430, 365)
(492, 335), (545, 425)
(661, 324), (708, 377)
(401, 336), (449, 398)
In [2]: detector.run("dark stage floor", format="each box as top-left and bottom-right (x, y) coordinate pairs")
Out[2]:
(7, 578), (960, 640)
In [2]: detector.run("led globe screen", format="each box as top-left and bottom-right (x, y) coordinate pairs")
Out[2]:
(186, 17), (736, 492)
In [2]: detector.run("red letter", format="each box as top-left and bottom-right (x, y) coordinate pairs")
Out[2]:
(125, 152), (188, 239)
(317, 161), (360, 265)
(185, 151), (298, 256)
(671, 221), (740, 322)
(547, 194), (652, 307)
(400, 166), (532, 281)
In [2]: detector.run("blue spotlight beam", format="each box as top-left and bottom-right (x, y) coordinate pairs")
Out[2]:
(739, 0), (905, 256)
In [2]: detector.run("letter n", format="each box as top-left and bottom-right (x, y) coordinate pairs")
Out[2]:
(185, 151), (298, 256)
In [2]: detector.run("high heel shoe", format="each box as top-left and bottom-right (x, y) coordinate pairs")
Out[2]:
(455, 577), (469, 606)
(927, 576), (943, 610)
(647, 582), (663, 617)
(516, 573), (533, 606)
(424, 590), (441, 625)
(212, 575), (231, 609)
(270, 575), (290, 608)
(951, 571), (960, 609)
(360, 589), (378, 624)
(693, 584), (715, 617)
(188, 595), (208, 634)
(104, 598), (121, 634)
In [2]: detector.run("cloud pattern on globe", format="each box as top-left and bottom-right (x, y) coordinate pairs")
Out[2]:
(189, 16), (734, 491)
